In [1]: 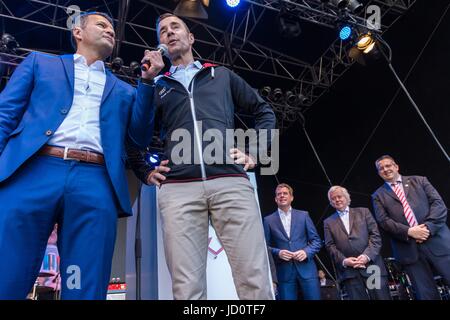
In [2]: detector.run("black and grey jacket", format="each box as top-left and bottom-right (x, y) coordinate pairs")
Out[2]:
(127, 63), (276, 184)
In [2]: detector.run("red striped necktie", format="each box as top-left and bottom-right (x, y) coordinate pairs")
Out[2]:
(391, 182), (418, 227)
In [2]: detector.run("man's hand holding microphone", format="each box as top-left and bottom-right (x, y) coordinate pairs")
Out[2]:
(140, 44), (168, 80)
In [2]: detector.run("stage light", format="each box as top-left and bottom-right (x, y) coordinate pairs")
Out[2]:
(272, 88), (283, 102)
(347, 0), (363, 13)
(356, 32), (376, 53)
(331, 0), (349, 9)
(260, 86), (271, 98)
(226, 0), (240, 8)
(277, 5), (302, 38)
(348, 32), (380, 65)
(339, 25), (352, 40)
(145, 153), (161, 167)
(174, 0), (209, 19)
(285, 91), (297, 105)
(111, 57), (124, 73)
(0, 34), (19, 53)
(298, 94), (309, 105)
(129, 61), (141, 77)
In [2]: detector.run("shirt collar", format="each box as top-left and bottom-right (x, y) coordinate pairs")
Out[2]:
(337, 206), (350, 217)
(278, 207), (292, 217)
(73, 54), (106, 73)
(169, 60), (202, 74)
(386, 175), (402, 187)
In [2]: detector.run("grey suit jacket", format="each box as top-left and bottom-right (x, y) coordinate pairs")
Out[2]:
(324, 207), (387, 281)
(372, 175), (450, 264)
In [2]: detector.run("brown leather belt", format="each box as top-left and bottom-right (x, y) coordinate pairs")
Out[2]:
(39, 145), (105, 165)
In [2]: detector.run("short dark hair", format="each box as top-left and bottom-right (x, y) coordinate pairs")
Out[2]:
(375, 154), (397, 170)
(275, 183), (294, 196)
(155, 13), (191, 42)
(70, 11), (114, 50)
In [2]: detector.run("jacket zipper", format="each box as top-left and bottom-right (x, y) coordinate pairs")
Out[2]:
(163, 70), (209, 180)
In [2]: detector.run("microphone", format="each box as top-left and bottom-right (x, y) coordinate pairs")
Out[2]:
(141, 44), (168, 72)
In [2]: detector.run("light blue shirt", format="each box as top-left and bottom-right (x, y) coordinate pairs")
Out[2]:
(169, 60), (203, 91)
(338, 206), (350, 234)
(48, 54), (106, 154)
(387, 175), (406, 194)
(278, 207), (292, 238)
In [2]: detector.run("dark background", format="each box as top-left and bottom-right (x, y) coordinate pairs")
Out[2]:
(1, 0), (449, 270)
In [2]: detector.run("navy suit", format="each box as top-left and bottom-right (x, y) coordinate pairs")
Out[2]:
(372, 175), (450, 299)
(264, 209), (322, 300)
(324, 207), (391, 300)
(0, 52), (154, 299)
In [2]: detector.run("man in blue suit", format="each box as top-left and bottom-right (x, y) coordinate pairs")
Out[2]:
(264, 183), (322, 300)
(0, 12), (159, 299)
(372, 155), (450, 300)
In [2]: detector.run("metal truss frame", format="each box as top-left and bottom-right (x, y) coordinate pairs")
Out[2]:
(0, 0), (416, 131)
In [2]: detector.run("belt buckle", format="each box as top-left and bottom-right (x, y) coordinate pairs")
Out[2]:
(63, 146), (80, 161)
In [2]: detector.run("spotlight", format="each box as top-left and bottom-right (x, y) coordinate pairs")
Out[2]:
(111, 57), (124, 73)
(145, 152), (161, 167)
(331, 0), (349, 9)
(174, 0), (209, 19)
(347, 0), (363, 13)
(285, 91), (297, 105)
(356, 32), (376, 53)
(226, 0), (240, 8)
(0, 34), (19, 53)
(277, 6), (302, 38)
(339, 25), (352, 41)
(272, 88), (283, 102)
(260, 86), (271, 98)
(129, 61), (141, 77)
(348, 32), (380, 65)
(298, 94), (309, 105)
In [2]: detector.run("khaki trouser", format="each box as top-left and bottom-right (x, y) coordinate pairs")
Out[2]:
(158, 176), (273, 300)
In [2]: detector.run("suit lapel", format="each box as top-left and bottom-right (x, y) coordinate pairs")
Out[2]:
(403, 176), (411, 198)
(382, 183), (399, 202)
(289, 209), (296, 239)
(348, 208), (355, 235)
(274, 211), (289, 240)
(101, 69), (117, 105)
(333, 212), (348, 236)
(60, 55), (75, 95)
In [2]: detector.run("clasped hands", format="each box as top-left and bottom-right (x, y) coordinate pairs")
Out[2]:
(408, 224), (430, 244)
(343, 255), (370, 269)
(279, 249), (308, 262)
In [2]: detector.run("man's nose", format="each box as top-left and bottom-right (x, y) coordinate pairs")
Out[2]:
(106, 28), (115, 37)
(167, 28), (175, 36)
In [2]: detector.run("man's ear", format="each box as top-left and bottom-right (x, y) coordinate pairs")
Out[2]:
(73, 27), (82, 43)
(189, 32), (195, 45)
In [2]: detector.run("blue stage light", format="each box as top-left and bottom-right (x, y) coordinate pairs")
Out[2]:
(145, 153), (161, 167)
(339, 25), (352, 40)
(226, 0), (240, 8)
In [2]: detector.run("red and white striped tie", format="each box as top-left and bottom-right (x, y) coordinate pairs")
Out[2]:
(391, 183), (418, 227)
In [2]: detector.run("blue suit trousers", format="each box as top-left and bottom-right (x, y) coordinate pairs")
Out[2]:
(0, 155), (118, 299)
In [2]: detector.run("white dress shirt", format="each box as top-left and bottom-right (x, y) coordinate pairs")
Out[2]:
(48, 54), (106, 154)
(338, 206), (350, 234)
(278, 207), (292, 238)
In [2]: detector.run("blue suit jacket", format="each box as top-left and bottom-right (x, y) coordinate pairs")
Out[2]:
(0, 52), (155, 216)
(264, 209), (322, 281)
(372, 175), (450, 264)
